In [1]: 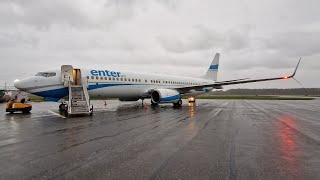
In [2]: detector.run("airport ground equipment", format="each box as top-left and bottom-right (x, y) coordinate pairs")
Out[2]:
(61, 65), (93, 116)
(6, 99), (32, 114)
(188, 96), (196, 103)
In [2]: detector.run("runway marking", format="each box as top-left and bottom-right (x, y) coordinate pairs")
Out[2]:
(48, 110), (66, 119)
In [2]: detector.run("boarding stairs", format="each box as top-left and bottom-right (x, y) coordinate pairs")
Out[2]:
(66, 76), (92, 116)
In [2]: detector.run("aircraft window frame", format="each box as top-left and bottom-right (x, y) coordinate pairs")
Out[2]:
(35, 72), (56, 77)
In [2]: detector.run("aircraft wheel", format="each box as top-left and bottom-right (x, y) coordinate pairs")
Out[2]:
(59, 103), (67, 110)
(64, 110), (68, 117)
(174, 99), (182, 107)
(22, 109), (30, 114)
(90, 105), (93, 116)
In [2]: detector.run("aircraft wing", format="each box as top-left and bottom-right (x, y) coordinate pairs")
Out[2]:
(176, 59), (301, 92)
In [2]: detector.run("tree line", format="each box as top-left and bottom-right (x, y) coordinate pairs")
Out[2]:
(210, 88), (320, 96)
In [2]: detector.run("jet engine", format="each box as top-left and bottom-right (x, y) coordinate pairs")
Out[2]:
(151, 89), (181, 104)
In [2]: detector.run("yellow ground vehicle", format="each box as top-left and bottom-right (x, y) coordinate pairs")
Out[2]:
(6, 100), (32, 114)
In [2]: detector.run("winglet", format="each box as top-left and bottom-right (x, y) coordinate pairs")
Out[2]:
(289, 58), (301, 78)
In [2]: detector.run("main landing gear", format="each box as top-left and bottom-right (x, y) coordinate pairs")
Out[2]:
(150, 99), (182, 107)
(173, 99), (183, 107)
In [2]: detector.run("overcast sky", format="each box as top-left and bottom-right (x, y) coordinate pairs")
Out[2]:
(0, 0), (319, 89)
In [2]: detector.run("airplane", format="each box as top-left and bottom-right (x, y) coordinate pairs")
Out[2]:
(13, 53), (301, 113)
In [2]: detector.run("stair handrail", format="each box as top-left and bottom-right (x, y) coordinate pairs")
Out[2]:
(82, 77), (90, 112)
(68, 76), (72, 114)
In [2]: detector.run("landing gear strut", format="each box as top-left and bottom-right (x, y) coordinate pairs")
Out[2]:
(90, 105), (93, 116)
(173, 99), (182, 107)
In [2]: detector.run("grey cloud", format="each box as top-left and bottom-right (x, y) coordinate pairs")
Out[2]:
(0, 0), (319, 88)
(225, 25), (252, 51)
(158, 25), (253, 54)
(263, 31), (320, 57)
(0, 31), (38, 48)
(0, 0), (139, 28)
(158, 25), (225, 53)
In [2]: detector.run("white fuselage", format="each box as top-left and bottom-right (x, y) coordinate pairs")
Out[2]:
(14, 68), (215, 101)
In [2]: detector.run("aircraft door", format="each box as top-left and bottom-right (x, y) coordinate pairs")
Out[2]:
(61, 65), (73, 86)
(73, 69), (82, 85)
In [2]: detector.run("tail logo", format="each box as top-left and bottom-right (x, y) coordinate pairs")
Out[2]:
(209, 64), (219, 70)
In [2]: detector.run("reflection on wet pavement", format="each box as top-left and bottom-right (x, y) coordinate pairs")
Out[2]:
(0, 99), (320, 179)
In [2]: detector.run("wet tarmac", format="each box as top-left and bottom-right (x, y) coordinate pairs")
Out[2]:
(0, 99), (320, 180)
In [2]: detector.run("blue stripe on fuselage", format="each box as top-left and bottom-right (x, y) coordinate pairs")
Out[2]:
(32, 83), (144, 98)
(88, 83), (134, 90)
(33, 87), (68, 99)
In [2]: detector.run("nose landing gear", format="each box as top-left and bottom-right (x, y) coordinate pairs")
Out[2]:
(59, 102), (68, 117)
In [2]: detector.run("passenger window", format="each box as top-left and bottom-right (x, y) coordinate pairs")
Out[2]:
(109, 77), (112, 80)
(105, 77), (107, 80)
(120, 78), (123, 81)
(96, 76), (99, 80)
(145, 80), (147, 83)
(116, 78), (119, 81)
(113, 77), (115, 81)
(100, 77), (103, 80)
(128, 78), (131, 82)
(91, 76), (94, 79)
(139, 79), (141, 82)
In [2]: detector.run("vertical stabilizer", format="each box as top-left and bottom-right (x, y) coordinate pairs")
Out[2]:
(203, 53), (220, 81)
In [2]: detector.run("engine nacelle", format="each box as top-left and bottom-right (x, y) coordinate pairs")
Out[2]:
(151, 89), (181, 104)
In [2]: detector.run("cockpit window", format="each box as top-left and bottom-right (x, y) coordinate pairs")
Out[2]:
(35, 72), (56, 77)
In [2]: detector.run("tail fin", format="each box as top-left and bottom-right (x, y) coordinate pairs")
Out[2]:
(203, 53), (220, 81)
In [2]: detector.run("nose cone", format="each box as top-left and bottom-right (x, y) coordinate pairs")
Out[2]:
(14, 79), (26, 90)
